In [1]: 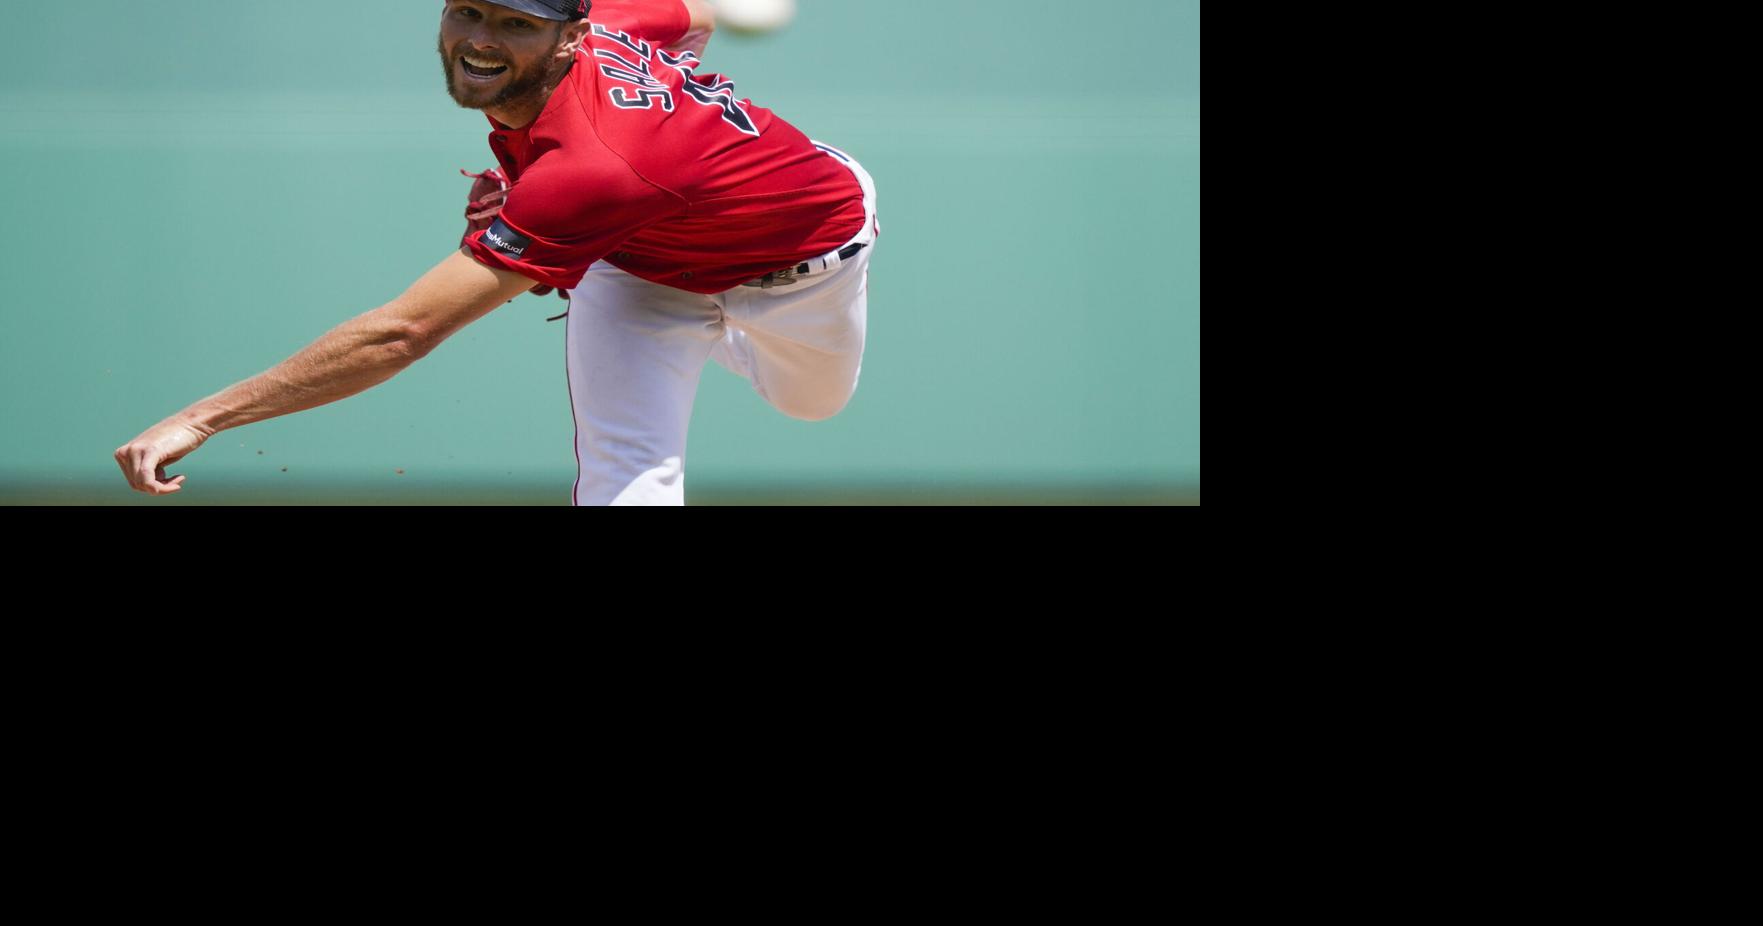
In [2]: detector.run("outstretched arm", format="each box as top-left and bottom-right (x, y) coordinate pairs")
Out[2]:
(114, 249), (543, 495)
(669, 0), (718, 58)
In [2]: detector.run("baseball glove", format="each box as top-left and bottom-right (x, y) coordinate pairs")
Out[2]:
(461, 167), (567, 302)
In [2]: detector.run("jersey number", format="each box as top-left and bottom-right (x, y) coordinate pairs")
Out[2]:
(592, 25), (759, 137)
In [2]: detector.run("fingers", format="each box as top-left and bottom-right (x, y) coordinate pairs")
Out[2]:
(139, 458), (182, 494)
(114, 446), (184, 495)
(153, 464), (186, 494)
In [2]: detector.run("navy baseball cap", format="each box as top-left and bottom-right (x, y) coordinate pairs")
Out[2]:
(482, 0), (591, 20)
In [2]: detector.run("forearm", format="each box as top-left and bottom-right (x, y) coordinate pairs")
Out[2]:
(174, 310), (422, 436)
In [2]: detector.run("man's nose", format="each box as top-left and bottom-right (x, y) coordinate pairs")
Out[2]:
(460, 24), (501, 54)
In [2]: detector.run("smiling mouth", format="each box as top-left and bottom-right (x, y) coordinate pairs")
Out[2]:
(461, 56), (510, 79)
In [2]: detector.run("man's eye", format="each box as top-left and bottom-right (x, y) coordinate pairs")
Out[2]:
(510, 19), (533, 28)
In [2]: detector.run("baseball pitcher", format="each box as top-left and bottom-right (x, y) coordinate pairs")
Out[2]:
(115, 0), (879, 505)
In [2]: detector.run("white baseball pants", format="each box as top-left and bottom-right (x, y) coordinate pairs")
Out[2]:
(563, 142), (879, 506)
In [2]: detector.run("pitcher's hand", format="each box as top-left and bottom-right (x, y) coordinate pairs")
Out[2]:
(115, 417), (211, 495)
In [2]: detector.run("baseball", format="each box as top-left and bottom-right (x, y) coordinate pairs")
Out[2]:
(710, 0), (797, 35)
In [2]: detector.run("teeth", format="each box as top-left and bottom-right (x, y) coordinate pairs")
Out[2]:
(463, 55), (507, 69)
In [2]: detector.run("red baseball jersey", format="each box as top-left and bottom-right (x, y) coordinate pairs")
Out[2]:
(462, 0), (868, 295)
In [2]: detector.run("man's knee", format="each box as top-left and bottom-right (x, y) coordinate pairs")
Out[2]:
(773, 382), (858, 422)
(779, 361), (860, 418)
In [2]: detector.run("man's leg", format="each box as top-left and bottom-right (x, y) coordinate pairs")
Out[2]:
(565, 260), (725, 506)
(708, 143), (879, 421)
(708, 244), (872, 421)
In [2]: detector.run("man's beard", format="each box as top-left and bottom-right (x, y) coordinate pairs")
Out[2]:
(438, 31), (570, 113)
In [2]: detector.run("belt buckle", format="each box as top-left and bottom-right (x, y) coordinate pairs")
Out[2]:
(746, 264), (802, 289)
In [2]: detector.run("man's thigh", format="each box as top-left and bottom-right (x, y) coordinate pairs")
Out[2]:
(565, 261), (726, 505)
(713, 244), (872, 421)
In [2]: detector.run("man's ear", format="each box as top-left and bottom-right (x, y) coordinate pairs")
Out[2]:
(561, 22), (590, 55)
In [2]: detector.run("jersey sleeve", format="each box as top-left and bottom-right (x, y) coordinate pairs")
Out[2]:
(463, 160), (686, 291)
(589, 0), (691, 49)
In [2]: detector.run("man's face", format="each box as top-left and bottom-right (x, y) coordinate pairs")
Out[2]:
(438, 0), (573, 112)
